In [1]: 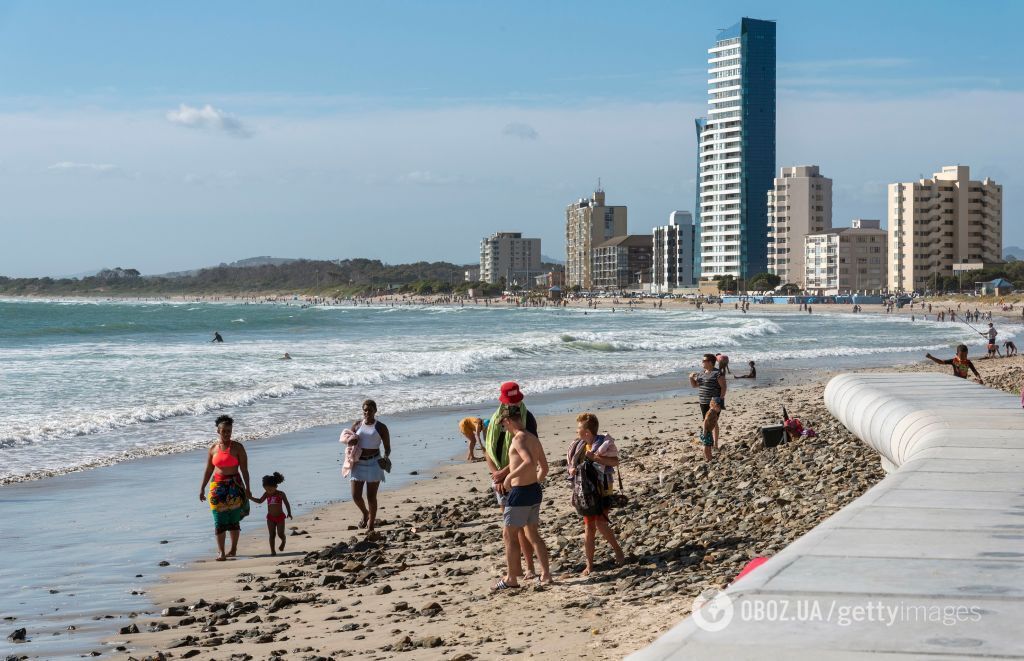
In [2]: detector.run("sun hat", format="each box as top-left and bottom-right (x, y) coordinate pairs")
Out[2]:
(499, 381), (524, 404)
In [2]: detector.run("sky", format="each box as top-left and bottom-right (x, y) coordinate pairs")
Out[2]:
(0, 0), (1021, 277)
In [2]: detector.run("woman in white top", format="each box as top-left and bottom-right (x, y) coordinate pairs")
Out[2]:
(347, 399), (391, 531)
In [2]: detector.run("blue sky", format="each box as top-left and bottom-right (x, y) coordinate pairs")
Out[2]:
(0, 0), (1021, 276)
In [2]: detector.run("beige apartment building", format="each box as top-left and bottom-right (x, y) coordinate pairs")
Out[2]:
(804, 219), (887, 295)
(591, 234), (654, 291)
(767, 165), (832, 287)
(479, 231), (541, 286)
(565, 189), (627, 290)
(889, 165), (1002, 292)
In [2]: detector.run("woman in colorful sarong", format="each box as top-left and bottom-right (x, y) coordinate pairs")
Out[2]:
(199, 414), (252, 561)
(347, 400), (391, 532)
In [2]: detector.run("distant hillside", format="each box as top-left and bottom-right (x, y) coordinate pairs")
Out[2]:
(541, 254), (564, 265)
(0, 258), (495, 297)
(1004, 246), (1023, 261)
(156, 256), (300, 278)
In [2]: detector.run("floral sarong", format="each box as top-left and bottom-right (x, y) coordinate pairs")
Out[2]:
(209, 474), (250, 534)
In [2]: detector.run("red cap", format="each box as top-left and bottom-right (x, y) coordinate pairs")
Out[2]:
(499, 381), (524, 404)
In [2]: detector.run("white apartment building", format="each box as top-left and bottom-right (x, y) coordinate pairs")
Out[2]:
(804, 219), (887, 295)
(479, 232), (541, 286)
(889, 165), (1002, 292)
(696, 17), (775, 280)
(565, 189), (627, 290)
(767, 165), (832, 287)
(652, 211), (695, 293)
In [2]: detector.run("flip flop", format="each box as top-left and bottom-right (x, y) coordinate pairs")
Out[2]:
(492, 579), (520, 592)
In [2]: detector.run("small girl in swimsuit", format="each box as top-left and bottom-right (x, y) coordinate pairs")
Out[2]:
(252, 472), (292, 555)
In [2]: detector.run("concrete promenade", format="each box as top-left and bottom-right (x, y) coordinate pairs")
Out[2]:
(631, 373), (1024, 660)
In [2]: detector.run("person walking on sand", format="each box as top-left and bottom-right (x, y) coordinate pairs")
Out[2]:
(493, 405), (551, 590)
(925, 345), (983, 384)
(484, 382), (540, 580)
(346, 400), (391, 532)
(199, 415), (251, 561)
(689, 353), (727, 447)
(458, 416), (486, 461)
(251, 472), (292, 556)
(567, 413), (625, 576)
(1005, 340), (1017, 357)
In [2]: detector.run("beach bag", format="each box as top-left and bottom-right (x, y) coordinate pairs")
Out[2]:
(605, 468), (628, 510)
(571, 460), (606, 516)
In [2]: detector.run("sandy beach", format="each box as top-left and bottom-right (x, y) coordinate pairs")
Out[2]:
(104, 346), (1024, 661)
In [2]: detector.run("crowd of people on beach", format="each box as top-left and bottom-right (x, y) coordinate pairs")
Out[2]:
(198, 347), (760, 588)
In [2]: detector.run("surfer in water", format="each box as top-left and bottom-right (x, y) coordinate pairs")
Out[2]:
(212, 331), (224, 343)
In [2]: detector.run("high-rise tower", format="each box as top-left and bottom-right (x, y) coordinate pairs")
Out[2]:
(696, 17), (776, 281)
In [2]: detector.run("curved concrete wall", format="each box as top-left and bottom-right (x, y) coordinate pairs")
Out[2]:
(630, 373), (1024, 660)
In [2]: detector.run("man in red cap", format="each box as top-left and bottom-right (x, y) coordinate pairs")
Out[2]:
(484, 381), (541, 581)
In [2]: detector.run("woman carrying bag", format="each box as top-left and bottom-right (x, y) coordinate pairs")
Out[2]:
(567, 412), (625, 576)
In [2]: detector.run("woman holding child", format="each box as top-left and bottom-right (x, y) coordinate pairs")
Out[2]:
(199, 414), (252, 561)
(689, 353), (727, 459)
(567, 412), (625, 576)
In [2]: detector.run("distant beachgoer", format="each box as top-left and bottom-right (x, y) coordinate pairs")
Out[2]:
(212, 331), (224, 343)
(485, 382), (540, 580)
(199, 414), (251, 561)
(1005, 340), (1017, 357)
(983, 323), (999, 358)
(493, 405), (551, 590)
(567, 413), (624, 575)
(252, 472), (292, 556)
(925, 345), (983, 384)
(716, 353), (731, 375)
(458, 416), (486, 461)
(699, 397), (724, 461)
(281, 352), (292, 360)
(347, 399), (391, 532)
(689, 353), (727, 447)
(734, 360), (757, 379)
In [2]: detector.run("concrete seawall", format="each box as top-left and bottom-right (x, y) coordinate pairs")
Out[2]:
(630, 373), (1024, 660)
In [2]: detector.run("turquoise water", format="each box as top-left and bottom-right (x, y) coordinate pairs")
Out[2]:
(0, 299), (997, 482)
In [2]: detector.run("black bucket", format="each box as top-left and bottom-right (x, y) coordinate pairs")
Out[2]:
(761, 424), (786, 449)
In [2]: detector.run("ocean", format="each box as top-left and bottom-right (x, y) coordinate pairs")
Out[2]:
(0, 298), (996, 484)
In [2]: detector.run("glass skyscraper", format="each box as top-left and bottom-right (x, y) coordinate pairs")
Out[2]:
(695, 17), (776, 281)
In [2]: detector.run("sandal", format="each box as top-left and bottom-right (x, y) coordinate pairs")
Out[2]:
(492, 579), (520, 592)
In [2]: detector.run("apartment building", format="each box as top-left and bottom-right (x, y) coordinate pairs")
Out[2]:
(889, 165), (1002, 292)
(696, 17), (776, 280)
(652, 211), (695, 293)
(565, 189), (628, 290)
(767, 165), (832, 287)
(591, 235), (653, 291)
(479, 231), (541, 286)
(804, 219), (887, 295)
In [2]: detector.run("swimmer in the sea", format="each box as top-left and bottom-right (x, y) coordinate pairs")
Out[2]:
(212, 331), (224, 343)
(281, 352), (292, 360)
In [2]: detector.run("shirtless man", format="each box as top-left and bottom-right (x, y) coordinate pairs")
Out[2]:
(493, 406), (552, 589)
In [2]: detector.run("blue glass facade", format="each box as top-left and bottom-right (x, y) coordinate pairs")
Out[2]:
(693, 116), (707, 282)
(737, 17), (776, 278)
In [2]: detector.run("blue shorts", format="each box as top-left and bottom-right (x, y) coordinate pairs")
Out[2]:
(503, 483), (542, 528)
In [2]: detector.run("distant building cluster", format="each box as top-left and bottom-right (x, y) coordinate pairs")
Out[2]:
(474, 17), (1004, 296)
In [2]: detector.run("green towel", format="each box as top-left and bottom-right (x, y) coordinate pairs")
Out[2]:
(485, 403), (529, 469)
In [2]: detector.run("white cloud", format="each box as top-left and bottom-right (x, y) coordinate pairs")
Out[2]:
(397, 170), (465, 186)
(502, 122), (539, 140)
(165, 103), (252, 138)
(46, 161), (138, 179)
(48, 161), (119, 173)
